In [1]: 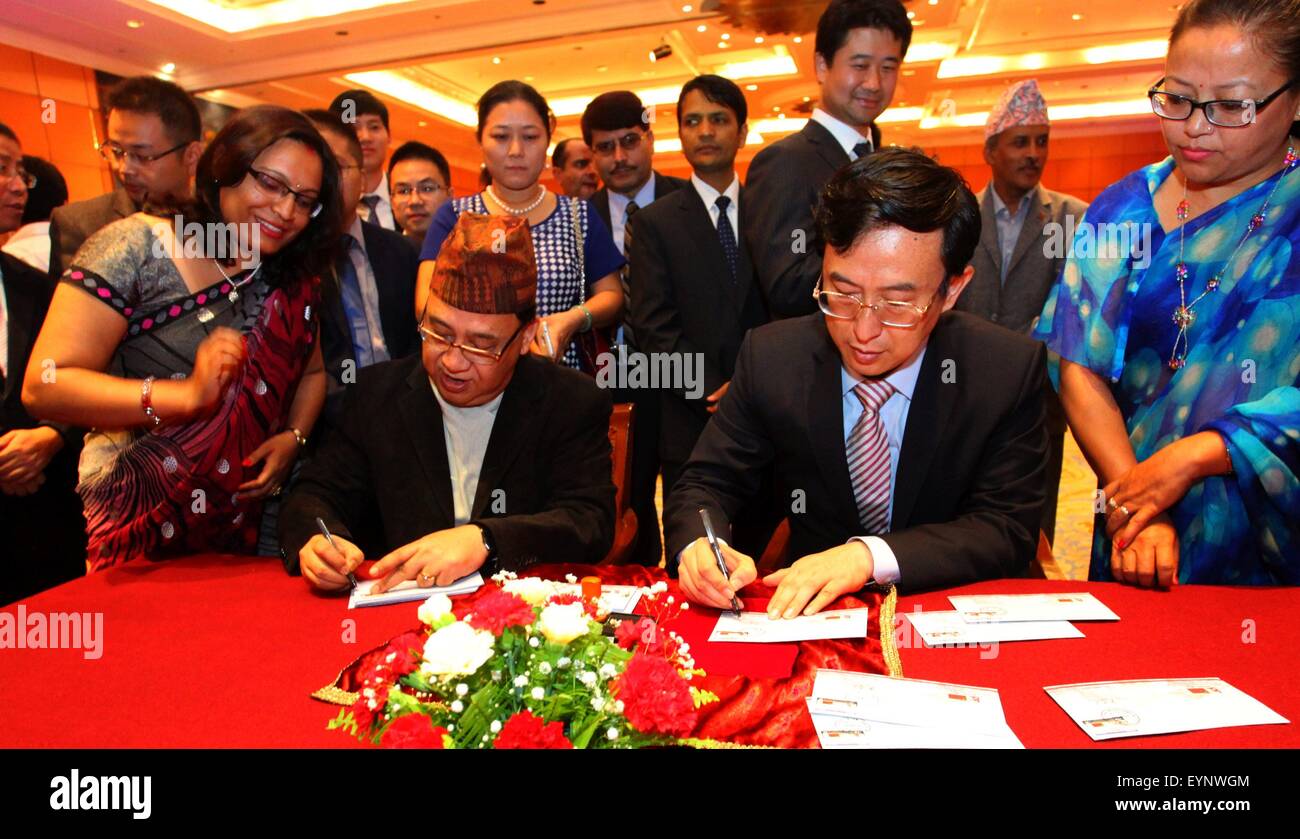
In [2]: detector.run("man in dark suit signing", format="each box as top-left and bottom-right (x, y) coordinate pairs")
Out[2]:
(628, 74), (771, 552)
(305, 110), (419, 432)
(742, 0), (911, 318)
(666, 148), (1049, 617)
(281, 213), (615, 592)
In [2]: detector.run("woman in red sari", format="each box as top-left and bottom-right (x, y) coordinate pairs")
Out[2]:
(23, 105), (342, 569)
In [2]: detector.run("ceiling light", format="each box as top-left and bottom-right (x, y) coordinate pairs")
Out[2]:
(1072, 13), (1083, 21)
(754, 36), (764, 44)
(793, 36), (802, 43)
(714, 46), (799, 80)
(492, 56), (502, 65)
(160, 62), (176, 74)
(682, 4), (693, 11)
(650, 44), (673, 62)
(720, 33), (730, 40)
(718, 41), (728, 49)
(697, 24), (707, 32)
(133, 0), (426, 34)
(903, 41), (957, 63)
(750, 117), (806, 134)
(126, 20), (142, 28)
(343, 70), (478, 127)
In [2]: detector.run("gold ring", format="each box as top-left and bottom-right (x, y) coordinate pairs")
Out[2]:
(1118, 504), (1131, 518)
(1107, 497), (1119, 512)
(419, 573), (435, 584)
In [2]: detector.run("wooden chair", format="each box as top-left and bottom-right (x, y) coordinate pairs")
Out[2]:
(600, 403), (639, 565)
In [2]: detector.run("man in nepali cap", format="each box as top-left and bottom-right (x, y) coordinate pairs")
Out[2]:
(954, 78), (1088, 544)
(281, 213), (616, 591)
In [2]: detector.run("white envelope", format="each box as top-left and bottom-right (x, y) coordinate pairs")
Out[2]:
(948, 592), (1119, 623)
(807, 705), (1024, 749)
(904, 610), (1084, 645)
(810, 669), (1011, 735)
(347, 572), (483, 609)
(708, 608), (869, 643)
(1045, 677), (1290, 740)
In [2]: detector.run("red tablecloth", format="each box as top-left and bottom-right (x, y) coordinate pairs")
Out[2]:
(1, 556), (1295, 748)
(896, 579), (1300, 748)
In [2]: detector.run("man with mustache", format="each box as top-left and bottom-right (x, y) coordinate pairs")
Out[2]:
(955, 79), (1088, 544)
(48, 77), (201, 279)
(582, 90), (688, 566)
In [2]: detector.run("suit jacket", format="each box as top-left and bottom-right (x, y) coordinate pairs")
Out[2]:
(741, 119), (881, 319)
(957, 183), (1089, 334)
(1, 252), (86, 602)
(317, 221), (421, 431)
(47, 187), (136, 279)
(279, 354), (616, 572)
(590, 170), (689, 233)
(627, 182), (769, 465)
(664, 310), (1048, 593)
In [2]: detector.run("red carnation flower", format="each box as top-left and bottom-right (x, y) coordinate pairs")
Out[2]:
(613, 618), (641, 650)
(381, 713), (449, 749)
(493, 710), (573, 749)
(466, 589), (536, 636)
(612, 652), (697, 737)
(350, 682), (390, 731)
(384, 630), (426, 676)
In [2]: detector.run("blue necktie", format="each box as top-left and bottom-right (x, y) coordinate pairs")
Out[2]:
(714, 195), (738, 282)
(337, 235), (376, 367)
(360, 194), (381, 224)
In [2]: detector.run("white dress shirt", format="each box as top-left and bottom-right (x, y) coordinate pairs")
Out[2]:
(358, 171), (396, 230)
(1, 221), (52, 274)
(810, 108), (874, 160)
(843, 344), (928, 585)
(690, 172), (740, 232)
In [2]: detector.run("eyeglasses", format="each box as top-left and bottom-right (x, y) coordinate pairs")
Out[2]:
(591, 131), (646, 156)
(97, 140), (189, 168)
(392, 182), (447, 199)
(1147, 77), (1296, 127)
(417, 319), (527, 365)
(813, 281), (941, 328)
(247, 167), (323, 218)
(0, 162), (34, 189)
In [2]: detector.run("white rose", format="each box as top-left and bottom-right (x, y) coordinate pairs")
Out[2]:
(419, 622), (495, 678)
(502, 577), (554, 607)
(417, 594), (454, 626)
(537, 602), (591, 646)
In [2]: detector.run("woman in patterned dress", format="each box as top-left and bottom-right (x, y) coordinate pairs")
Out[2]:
(416, 81), (625, 369)
(22, 105), (341, 570)
(1034, 0), (1300, 586)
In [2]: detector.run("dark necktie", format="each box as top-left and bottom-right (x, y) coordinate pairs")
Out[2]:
(714, 195), (738, 282)
(622, 200), (639, 257)
(853, 141), (872, 160)
(360, 194), (381, 224)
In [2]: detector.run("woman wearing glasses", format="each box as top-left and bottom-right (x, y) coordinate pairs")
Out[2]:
(415, 80), (625, 370)
(1034, 0), (1300, 587)
(22, 105), (341, 570)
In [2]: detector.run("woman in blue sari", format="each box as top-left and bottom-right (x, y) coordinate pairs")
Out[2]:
(1035, 0), (1300, 587)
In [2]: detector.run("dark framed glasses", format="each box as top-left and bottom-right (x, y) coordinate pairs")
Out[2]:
(1148, 77), (1296, 127)
(97, 140), (190, 168)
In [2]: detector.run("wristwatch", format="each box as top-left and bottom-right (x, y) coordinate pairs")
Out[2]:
(474, 522), (498, 573)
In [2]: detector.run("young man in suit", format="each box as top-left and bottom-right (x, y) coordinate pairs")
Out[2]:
(955, 80), (1088, 542)
(281, 214), (615, 591)
(305, 111), (420, 431)
(667, 148), (1049, 615)
(329, 89), (396, 230)
(388, 141), (453, 247)
(628, 75), (770, 553)
(743, 0), (911, 318)
(581, 90), (689, 565)
(0, 124), (85, 603)
(48, 77), (202, 278)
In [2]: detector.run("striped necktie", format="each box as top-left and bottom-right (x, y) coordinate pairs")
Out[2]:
(846, 380), (895, 534)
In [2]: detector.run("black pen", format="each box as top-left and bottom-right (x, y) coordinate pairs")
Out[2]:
(699, 508), (742, 613)
(316, 516), (358, 590)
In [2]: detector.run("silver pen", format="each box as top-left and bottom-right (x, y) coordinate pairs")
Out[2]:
(699, 508), (742, 613)
(539, 319), (556, 359)
(316, 516), (358, 589)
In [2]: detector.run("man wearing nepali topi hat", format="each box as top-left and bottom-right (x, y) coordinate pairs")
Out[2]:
(280, 213), (616, 591)
(954, 78), (1088, 544)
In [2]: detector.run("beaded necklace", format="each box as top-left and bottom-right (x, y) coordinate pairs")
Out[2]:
(1169, 144), (1298, 370)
